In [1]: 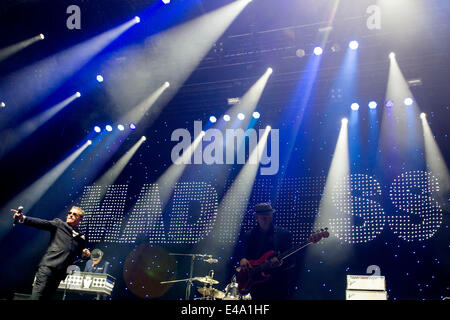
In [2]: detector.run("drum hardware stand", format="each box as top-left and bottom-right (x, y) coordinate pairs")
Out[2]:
(163, 253), (213, 300)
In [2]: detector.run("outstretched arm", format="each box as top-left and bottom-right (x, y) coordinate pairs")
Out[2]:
(11, 209), (57, 231)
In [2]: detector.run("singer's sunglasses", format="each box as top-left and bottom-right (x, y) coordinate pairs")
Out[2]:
(67, 211), (81, 217)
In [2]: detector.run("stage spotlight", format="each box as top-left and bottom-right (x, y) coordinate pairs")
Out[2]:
(162, 0), (170, 4)
(420, 112), (426, 119)
(223, 114), (231, 122)
(296, 49), (306, 58)
(209, 116), (217, 123)
(0, 102), (5, 108)
(0, 15), (142, 119)
(349, 41), (359, 50)
(253, 111), (260, 119)
(94, 126), (101, 133)
(75, 92), (81, 98)
(266, 125), (272, 131)
(267, 67), (273, 74)
(404, 97), (414, 106)
(237, 113), (245, 120)
(389, 52), (396, 59)
(134, 16), (141, 23)
(164, 81), (170, 88)
(39, 34), (45, 40)
(201, 130), (206, 136)
(96, 75), (104, 83)
(129, 123), (136, 130)
(105, 125), (113, 132)
(351, 103), (360, 111)
(385, 100), (395, 108)
(141, 136), (147, 141)
(0, 138), (91, 225)
(118, 124), (125, 131)
(342, 118), (348, 125)
(313, 47), (323, 56)
(368, 101), (378, 109)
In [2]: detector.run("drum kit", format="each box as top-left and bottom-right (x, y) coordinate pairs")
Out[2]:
(160, 253), (251, 300)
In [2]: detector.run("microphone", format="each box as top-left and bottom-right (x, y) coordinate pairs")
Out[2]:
(204, 258), (218, 264)
(13, 206), (24, 227)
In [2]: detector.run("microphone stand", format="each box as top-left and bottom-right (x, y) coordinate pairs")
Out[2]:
(168, 253), (212, 300)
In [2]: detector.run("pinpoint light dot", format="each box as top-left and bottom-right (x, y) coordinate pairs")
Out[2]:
(94, 126), (101, 133)
(404, 97), (414, 106)
(118, 124), (125, 131)
(314, 47), (323, 56)
(134, 16), (141, 23)
(385, 100), (395, 108)
(351, 103), (360, 111)
(141, 136), (146, 141)
(105, 125), (113, 132)
(369, 101), (378, 109)
(129, 123), (136, 130)
(349, 41), (359, 50)
(253, 111), (260, 119)
(223, 114), (231, 122)
(39, 34), (45, 40)
(76, 92), (81, 98)
(87, 140), (92, 145)
(209, 116), (217, 123)
(296, 49), (306, 58)
(237, 113), (245, 120)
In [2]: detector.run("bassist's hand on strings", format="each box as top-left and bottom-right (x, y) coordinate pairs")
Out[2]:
(269, 255), (282, 268)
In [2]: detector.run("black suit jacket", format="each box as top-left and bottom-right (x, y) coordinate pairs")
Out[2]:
(23, 217), (87, 277)
(244, 224), (292, 261)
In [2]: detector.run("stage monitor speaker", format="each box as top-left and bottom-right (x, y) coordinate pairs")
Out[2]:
(346, 275), (386, 291)
(346, 275), (387, 300)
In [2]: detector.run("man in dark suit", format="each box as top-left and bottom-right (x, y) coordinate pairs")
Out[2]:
(12, 206), (91, 300)
(84, 249), (109, 274)
(239, 203), (293, 300)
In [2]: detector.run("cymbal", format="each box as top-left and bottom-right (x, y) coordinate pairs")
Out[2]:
(193, 276), (219, 285)
(197, 287), (225, 299)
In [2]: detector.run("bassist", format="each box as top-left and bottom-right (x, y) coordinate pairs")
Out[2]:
(239, 203), (293, 300)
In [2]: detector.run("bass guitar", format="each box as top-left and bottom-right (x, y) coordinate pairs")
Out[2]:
(236, 228), (329, 294)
